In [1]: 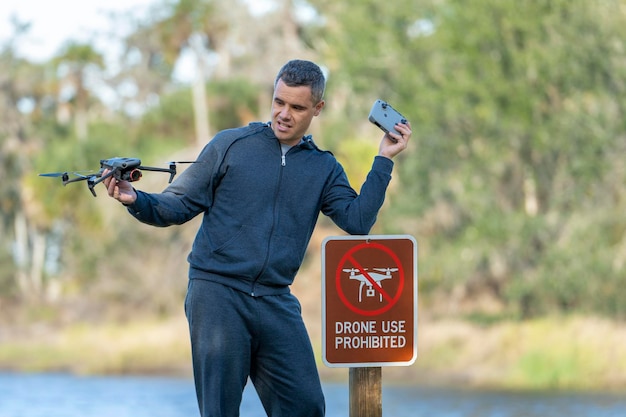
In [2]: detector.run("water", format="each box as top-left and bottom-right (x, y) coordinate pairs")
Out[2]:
(1, 372), (625, 417)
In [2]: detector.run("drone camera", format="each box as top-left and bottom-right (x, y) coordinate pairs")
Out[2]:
(121, 168), (143, 182)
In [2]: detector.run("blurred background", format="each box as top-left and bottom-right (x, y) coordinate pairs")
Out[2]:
(1, 0), (626, 414)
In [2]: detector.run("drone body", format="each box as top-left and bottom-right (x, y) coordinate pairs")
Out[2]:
(40, 157), (194, 196)
(102, 157), (143, 182)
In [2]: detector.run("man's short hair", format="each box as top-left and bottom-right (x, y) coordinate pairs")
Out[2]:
(275, 60), (326, 104)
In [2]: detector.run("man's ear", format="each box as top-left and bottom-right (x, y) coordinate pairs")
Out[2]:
(314, 100), (325, 116)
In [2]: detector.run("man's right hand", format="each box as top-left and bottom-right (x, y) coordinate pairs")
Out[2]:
(103, 169), (138, 205)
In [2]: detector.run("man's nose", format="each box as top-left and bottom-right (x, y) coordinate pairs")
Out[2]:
(279, 107), (291, 119)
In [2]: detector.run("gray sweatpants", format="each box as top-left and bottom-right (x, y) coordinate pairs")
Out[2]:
(185, 279), (326, 417)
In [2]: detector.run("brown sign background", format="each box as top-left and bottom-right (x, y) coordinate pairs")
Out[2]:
(322, 235), (417, 367)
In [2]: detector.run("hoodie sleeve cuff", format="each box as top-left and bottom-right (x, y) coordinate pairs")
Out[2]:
(124, 189), (146, 213)
(373, 155), (394, 173)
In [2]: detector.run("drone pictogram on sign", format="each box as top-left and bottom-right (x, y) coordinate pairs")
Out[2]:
(343, 267), (399, 302)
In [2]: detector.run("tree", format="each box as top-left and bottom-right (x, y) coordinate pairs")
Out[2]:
(111, 0), (225, 143)
(52, 42), (105, 141)
(0, 23), (54, 301)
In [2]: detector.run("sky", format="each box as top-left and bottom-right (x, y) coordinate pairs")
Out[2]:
(0, 0), (273, 69)
(0, 0), (158, 63)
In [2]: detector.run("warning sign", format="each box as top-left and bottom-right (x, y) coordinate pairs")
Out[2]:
(322, 235), (418, 367)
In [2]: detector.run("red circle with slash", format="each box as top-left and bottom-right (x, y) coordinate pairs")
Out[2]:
(335, 241), (405, 316)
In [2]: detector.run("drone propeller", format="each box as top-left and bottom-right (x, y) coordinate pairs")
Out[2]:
(343, 268), (368, 274)
(40, 170), (95, 177)
(39, 172), (71, 184)
(372, 267), (399, 273)
(169, 160), (199, 182)
(39, 172), (68, 178)
(39, 171), (97, 185)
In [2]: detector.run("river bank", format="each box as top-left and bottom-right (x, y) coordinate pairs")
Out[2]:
(1, 314), (625, 392)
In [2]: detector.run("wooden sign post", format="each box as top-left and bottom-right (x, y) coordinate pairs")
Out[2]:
(349, 367), (382, 417)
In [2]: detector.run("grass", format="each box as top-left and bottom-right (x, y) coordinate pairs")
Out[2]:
(500, 317), (626, 390)
(415, 315), (626, 391)
(2, 314), (626, 392)
(0, 316), (192, 375)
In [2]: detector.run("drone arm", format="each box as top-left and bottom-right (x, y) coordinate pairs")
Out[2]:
(91, 169), (115, 186)
(63, 176), (90, 185)
(137, 166), (170, 173)
(138, 165), (177, 183)
(86, 169), (117, 196)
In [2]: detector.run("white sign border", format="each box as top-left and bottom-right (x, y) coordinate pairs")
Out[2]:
(321, 234), (418, 368)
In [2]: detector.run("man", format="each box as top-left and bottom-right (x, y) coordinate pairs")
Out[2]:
(104, 59), (411, 417)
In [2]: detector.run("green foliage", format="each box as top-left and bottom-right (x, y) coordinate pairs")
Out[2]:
(506, 208), (626, 319)
(311, 0), (626, 319)
(54, 42), (105, 69)
(333, 136), (378, 187)
(137, 89), (197, 147)
(4, 0), (626, 321)
(137, 78), (261, 146)
(207, 78), (262, 130)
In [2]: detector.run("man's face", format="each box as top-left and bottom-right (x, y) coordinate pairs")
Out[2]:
(271, 79), (325, 146)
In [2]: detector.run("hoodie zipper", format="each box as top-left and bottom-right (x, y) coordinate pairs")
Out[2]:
(250, 142), (293, 296)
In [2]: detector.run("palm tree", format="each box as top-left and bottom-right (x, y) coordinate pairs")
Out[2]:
(52, 42), (105, 141)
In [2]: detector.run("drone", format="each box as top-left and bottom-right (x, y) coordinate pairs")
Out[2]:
(39, 157), (196, 197)
(344, 267), (398, 302)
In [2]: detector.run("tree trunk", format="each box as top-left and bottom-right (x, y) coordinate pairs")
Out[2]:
(189, 33), (211, 145)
